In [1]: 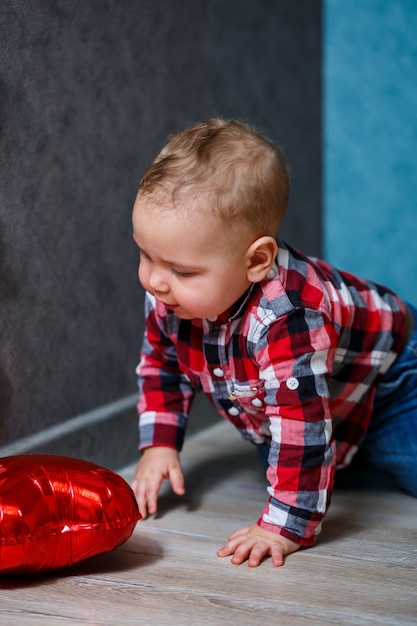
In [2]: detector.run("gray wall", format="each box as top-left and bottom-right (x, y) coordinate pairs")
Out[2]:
(0, 0), (322, 469)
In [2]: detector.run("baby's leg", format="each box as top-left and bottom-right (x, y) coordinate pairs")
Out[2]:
(361, 303), (417, 496)
(256, 442), (270, 470)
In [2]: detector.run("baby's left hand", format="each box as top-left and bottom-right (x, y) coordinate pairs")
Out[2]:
(217, 523), (300, 567)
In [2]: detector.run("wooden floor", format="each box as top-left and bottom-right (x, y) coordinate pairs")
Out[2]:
(1, 421), (417, 626)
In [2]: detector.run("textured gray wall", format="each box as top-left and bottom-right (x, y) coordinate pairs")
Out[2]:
(0, 0), (322, 466)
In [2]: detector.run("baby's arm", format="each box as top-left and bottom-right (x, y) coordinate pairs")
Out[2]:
(217, 524), (300, 567)
(131, 447), (185, 519)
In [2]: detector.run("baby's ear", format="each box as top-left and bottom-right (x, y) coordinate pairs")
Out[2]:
(245, 236), (278, 282)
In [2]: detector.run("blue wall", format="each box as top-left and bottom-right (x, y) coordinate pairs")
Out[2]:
(325, 0), (417, 305)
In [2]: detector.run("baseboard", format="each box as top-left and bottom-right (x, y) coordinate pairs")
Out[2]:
(0, 393), (220, 471)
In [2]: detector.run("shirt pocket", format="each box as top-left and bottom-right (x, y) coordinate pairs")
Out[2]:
(228, 380), (266, 413)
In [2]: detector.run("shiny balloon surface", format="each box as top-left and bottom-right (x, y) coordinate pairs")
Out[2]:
(0, 455), (141, 575)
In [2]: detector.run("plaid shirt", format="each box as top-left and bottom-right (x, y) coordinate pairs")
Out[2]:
(136, 240), (406, 546)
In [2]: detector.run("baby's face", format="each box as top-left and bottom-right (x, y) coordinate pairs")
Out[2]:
(132, 197), (253, 320)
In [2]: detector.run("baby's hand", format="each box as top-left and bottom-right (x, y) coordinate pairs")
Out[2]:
(130, 446), (185, 519)
(217, 523), (300, 567)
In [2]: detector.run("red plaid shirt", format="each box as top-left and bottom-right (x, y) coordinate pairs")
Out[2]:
(136, 240), (406, 546)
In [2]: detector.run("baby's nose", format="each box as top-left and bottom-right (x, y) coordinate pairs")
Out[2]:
(148, 269), (170, 293)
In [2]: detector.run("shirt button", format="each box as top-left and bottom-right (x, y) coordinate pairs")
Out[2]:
(213, 367), (225, 377)
(228, 406), (240, 416)
(251, 398), (263, 408)
(286, 377), (299, 390)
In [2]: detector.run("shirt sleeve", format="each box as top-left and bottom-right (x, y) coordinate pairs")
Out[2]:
(255, 306), (339, 546)
(136, 292), (195, 452)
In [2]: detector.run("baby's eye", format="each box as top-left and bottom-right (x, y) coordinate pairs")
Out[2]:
(172, 268), (196, 278)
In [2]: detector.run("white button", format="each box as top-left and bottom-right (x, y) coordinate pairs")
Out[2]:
(207, 316), (218, 322)
(228, 406), (240, 416)
(251, 398), (263, 407)
(213, 367), (225, 377)
(286, 377), (299, 390)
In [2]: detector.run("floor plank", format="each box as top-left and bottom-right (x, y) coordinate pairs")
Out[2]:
(1, 421), (416, 626)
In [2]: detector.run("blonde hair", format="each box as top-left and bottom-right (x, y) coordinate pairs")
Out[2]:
(138, 118), (290, 237)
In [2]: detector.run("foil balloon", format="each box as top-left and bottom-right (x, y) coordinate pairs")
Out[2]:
(0, 454), (141, 575)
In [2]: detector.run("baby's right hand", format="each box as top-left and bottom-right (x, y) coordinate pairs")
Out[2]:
(130, 446), (185, 519)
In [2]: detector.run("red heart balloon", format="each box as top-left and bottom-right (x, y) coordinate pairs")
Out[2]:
(0, 455), (141, 575)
